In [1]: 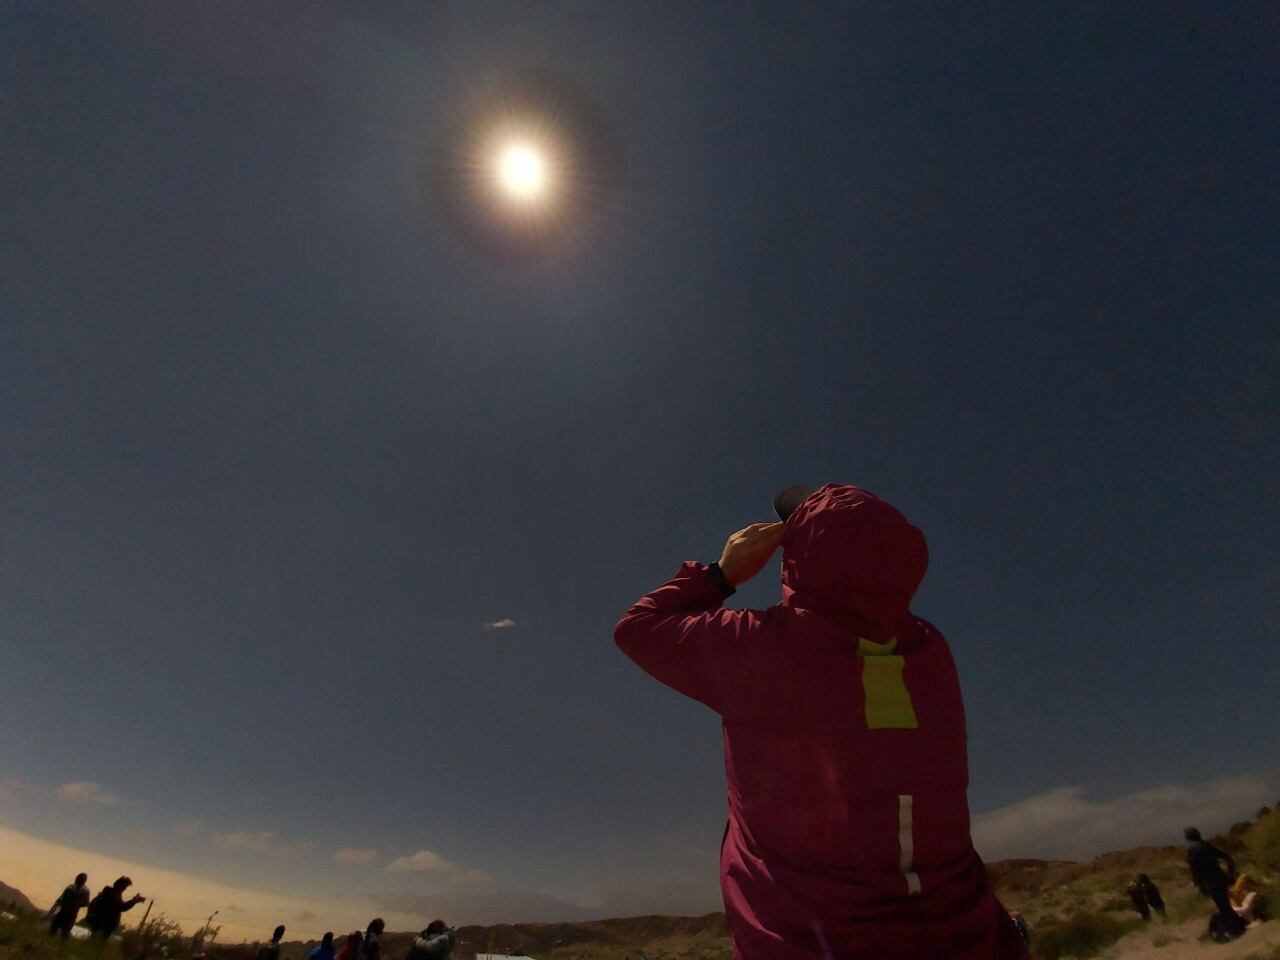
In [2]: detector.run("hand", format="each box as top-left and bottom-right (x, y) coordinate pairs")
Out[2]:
(717, 522), (785, 586)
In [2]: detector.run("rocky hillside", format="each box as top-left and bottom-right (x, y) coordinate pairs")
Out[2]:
(0, 883), (35, 914)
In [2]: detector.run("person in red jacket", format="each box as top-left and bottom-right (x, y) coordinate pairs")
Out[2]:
(615, 483), (1027, 960)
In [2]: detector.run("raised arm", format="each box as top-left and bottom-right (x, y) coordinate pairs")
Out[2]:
(615, 523), (783, 712)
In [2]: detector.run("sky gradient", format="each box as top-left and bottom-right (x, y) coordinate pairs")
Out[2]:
(2, 0), (1277, 941)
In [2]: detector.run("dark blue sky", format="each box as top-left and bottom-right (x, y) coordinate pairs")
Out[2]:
(2, 0), (1277, 930)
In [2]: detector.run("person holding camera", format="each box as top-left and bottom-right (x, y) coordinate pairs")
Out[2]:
(85, 876), (145, 940)
(406, 920), (454, 960)
(615, 484), (1027, 960)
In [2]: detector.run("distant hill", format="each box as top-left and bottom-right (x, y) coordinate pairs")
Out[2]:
(259, 807), (1277, 960)
(0, 881), (37, 913)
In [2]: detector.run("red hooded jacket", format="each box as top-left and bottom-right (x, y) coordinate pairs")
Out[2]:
(616, 485), (1027, 960)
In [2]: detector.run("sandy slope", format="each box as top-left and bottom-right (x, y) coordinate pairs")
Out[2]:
(1099, 919), (1278, 960)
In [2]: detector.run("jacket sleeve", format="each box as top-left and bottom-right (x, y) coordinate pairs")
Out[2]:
(614, 561), (765, 714)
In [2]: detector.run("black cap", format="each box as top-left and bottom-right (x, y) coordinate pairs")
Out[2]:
(773, 484), (816, 521)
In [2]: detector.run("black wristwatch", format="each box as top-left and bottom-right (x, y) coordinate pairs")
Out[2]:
(706, 561), (736, 598)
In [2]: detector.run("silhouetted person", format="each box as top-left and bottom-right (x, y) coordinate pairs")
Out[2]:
(408, 921), (454, 959)
(1185, 827), (1245, 938)
(1137, 874), (1165, 917)
(85, 876), (145, 939)
(309, 932), (335, 960)
(1125, 878), (1150, 920)
(359, 919), (384, 960)
(616, 484), (1029, 960)
(335, 931), (363, 960)
(48, 872), (90, 938)
(258, 925), (286, 960)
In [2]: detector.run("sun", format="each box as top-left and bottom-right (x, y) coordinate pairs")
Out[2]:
(495, 142), (548, 202)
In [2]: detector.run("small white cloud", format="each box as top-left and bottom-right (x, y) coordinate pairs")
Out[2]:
(386, 849), (456, 874)
(483, 618), (518, 630)
(972, 772), (1276, 862)
(54, 782), (122, 805)
(212, 831), (275, 852)
(385, 850), (496, 892)
(334, 848), (379, 865)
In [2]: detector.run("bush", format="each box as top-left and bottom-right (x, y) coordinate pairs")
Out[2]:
(1249, 805), (1280, 873)
(1031, 910), (1137, 960)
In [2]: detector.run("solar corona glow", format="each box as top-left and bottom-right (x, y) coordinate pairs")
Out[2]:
(496, 142), (548, 202)
(426, 70), (625, 262)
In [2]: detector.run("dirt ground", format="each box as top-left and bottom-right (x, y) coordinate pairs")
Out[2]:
(1099, 918), (1278, 960)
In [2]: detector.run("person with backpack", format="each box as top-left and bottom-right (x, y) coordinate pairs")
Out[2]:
(48, 872), (91, 938)
(85, 877), (145, 939)
(1185, 827), (1246, 938)
(309, 932), (336, 960)
(615, 483), (1029, 960)
(407, 921), (454, 960)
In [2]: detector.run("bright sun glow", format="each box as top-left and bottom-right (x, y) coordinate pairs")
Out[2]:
(496, 143), (548, 201)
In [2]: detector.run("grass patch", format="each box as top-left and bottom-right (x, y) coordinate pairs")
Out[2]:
(1248, 812), (1280, 873)
(1029, 910), (1139, 960)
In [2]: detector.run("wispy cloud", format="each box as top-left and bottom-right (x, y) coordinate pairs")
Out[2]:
(386, 850), (455, 874)
(385, 850), (494, 890)
(972, 772), (1277, 862)
(174, 820), (204, 837)
(54, 782), (122, 805)
(483, 618), (518, 630)
(334, 848), (380, 865)
(212, 831), (275, 852)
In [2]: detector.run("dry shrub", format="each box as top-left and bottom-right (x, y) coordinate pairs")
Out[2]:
(1030, 910), (1136, 960)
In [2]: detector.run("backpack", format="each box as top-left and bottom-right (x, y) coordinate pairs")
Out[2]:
(85, 888), (111, 929)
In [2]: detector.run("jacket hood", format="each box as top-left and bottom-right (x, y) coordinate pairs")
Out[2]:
(780, 483), (928, 639)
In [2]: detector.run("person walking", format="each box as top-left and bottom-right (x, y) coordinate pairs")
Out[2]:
(48, 873), (91, 938)
(1185, 827), (1245, 938)
(309, 932), (336, 960)
(1137, 874), (1165, 918)
(258, 926), (286, 960)
(615, 483), (1029, 960)
(84, 877), (145, 939)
